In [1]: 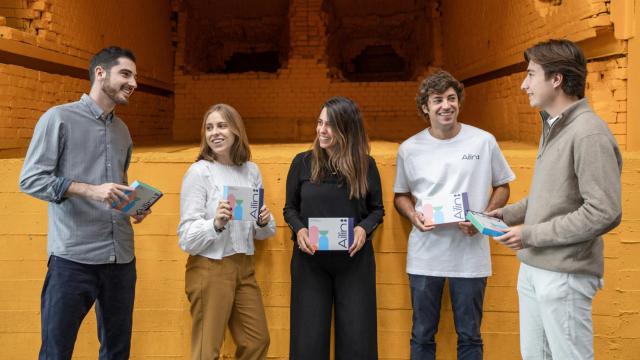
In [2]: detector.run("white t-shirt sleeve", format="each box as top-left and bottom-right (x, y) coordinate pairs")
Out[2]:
(393, 146), (411, 193)
(490, 139), (516, 186)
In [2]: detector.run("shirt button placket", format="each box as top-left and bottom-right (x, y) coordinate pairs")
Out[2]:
(105, 116), (117, 262)
(105, 119), (113, 182)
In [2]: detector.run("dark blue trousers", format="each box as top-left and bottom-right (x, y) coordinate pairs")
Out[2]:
(39, 255), (136, 360)
(409, 275), (486, 360)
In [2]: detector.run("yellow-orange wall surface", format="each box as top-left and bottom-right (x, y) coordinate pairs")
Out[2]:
(0, 64), (173, 152)
(441, 0), (611, 80)
(174, 61), (427, 144)
(0, 0), (175, 153)
(1, 0), (640, 358)
(1, 141), (639, 359)
(442, 0), (630, 148)
(171, 0), (437, 144)
(461, 57), (628, 147)
(0, 0), (174, 82)
(173, 0), (633, 150)
(0, 0), (633, 152)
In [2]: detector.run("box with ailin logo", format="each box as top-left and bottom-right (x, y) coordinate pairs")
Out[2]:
(222, 185), (264, 222)
(416, 192), (470, 225)
(308, 217), (354, 251)
(111, 180), (163, 216)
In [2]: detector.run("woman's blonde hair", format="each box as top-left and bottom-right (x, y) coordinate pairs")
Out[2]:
(311, 97), (370, 199)
(196, 104), (251, 165)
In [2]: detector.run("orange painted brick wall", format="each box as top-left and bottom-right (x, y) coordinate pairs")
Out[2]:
(0, 1), (638, 357)
(172, 0), (440, 144)
(460, 57), (628, 148)
(441, 0), (630, 148)
(0, 64), (173, 152)
(0, 0), (174, 83)
(53, 0), (174, 83)
(0, 0), (175, 153)
(173, 59), (427, 143)
(441, 0), (611, 80)
(1, 142), (639, 359)
(173, 0), (632, 150)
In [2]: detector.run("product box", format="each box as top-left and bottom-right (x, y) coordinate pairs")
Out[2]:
(111, 180), (163, 216)
(222, 185), (264, 222)
(417, 192), (469, 225)
(466, 210), (509, 237)
(308, 217), (354, 251)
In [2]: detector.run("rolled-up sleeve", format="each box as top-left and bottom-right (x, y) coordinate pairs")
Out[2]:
(19, 109), (72, 203)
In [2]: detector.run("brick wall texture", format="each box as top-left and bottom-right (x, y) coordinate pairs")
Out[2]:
(1, 142), (639, 359)
(0, 0), (631, 151)
(0, 0), (174, 152)
(461, 57), (628, 146)
(0, 64), (173, 150)
(0, 0), (639, 359)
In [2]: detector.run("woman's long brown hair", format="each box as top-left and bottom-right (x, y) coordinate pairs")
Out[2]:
(311, 97), (370, 199)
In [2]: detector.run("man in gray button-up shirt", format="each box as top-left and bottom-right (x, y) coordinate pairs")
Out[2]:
(19, 46), (149, 359)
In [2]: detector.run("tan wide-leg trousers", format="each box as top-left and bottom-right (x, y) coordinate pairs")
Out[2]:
(185, 254), (270, 360)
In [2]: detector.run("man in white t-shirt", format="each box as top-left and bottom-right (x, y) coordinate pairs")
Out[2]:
(394, 70), (515, 360)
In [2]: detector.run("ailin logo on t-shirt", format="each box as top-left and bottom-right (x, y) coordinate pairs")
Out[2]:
(462, 153), (480, 160)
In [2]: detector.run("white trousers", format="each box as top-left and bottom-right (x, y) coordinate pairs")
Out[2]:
(517, 263), (601, 360)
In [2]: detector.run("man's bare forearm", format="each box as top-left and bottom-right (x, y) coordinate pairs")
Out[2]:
(485, 184), (510, 212)
(394, 193), (416, 220)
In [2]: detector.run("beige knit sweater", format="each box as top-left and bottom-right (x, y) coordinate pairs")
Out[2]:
(502, 98), (622, 277)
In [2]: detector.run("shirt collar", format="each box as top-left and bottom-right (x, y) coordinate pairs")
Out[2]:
(540, 98), (585, 127)
(80, 94), (114, 122)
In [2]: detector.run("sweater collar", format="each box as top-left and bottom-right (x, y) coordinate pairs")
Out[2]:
(539, 98), (589, 127)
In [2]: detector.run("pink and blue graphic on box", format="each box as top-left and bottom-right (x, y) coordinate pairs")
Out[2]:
(112, 190), (140, 213)
(308, 218), (354, 251)
(110, 180), (163, 216)
(223, 185), (264, 221)
(421, 192), (470, 225)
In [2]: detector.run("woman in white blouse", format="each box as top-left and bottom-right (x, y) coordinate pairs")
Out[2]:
(177, 103), (276, 360)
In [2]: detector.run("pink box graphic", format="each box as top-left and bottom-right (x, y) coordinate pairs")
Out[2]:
(417, 192), (469, 225)
(308, 217), (354, 251)
(222, 185), (264, 222)
(111, 180), (163, 216)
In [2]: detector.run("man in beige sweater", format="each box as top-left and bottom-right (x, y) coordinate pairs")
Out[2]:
(490, 39), (622, 359)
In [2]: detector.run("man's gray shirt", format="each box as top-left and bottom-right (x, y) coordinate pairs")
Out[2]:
(19, 94), (134, 264)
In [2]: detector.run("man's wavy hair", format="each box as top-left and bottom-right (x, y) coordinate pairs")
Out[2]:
(416, 70), (464, 118)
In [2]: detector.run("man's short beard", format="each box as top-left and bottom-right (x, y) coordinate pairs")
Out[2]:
(101, 73), (128, 105)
